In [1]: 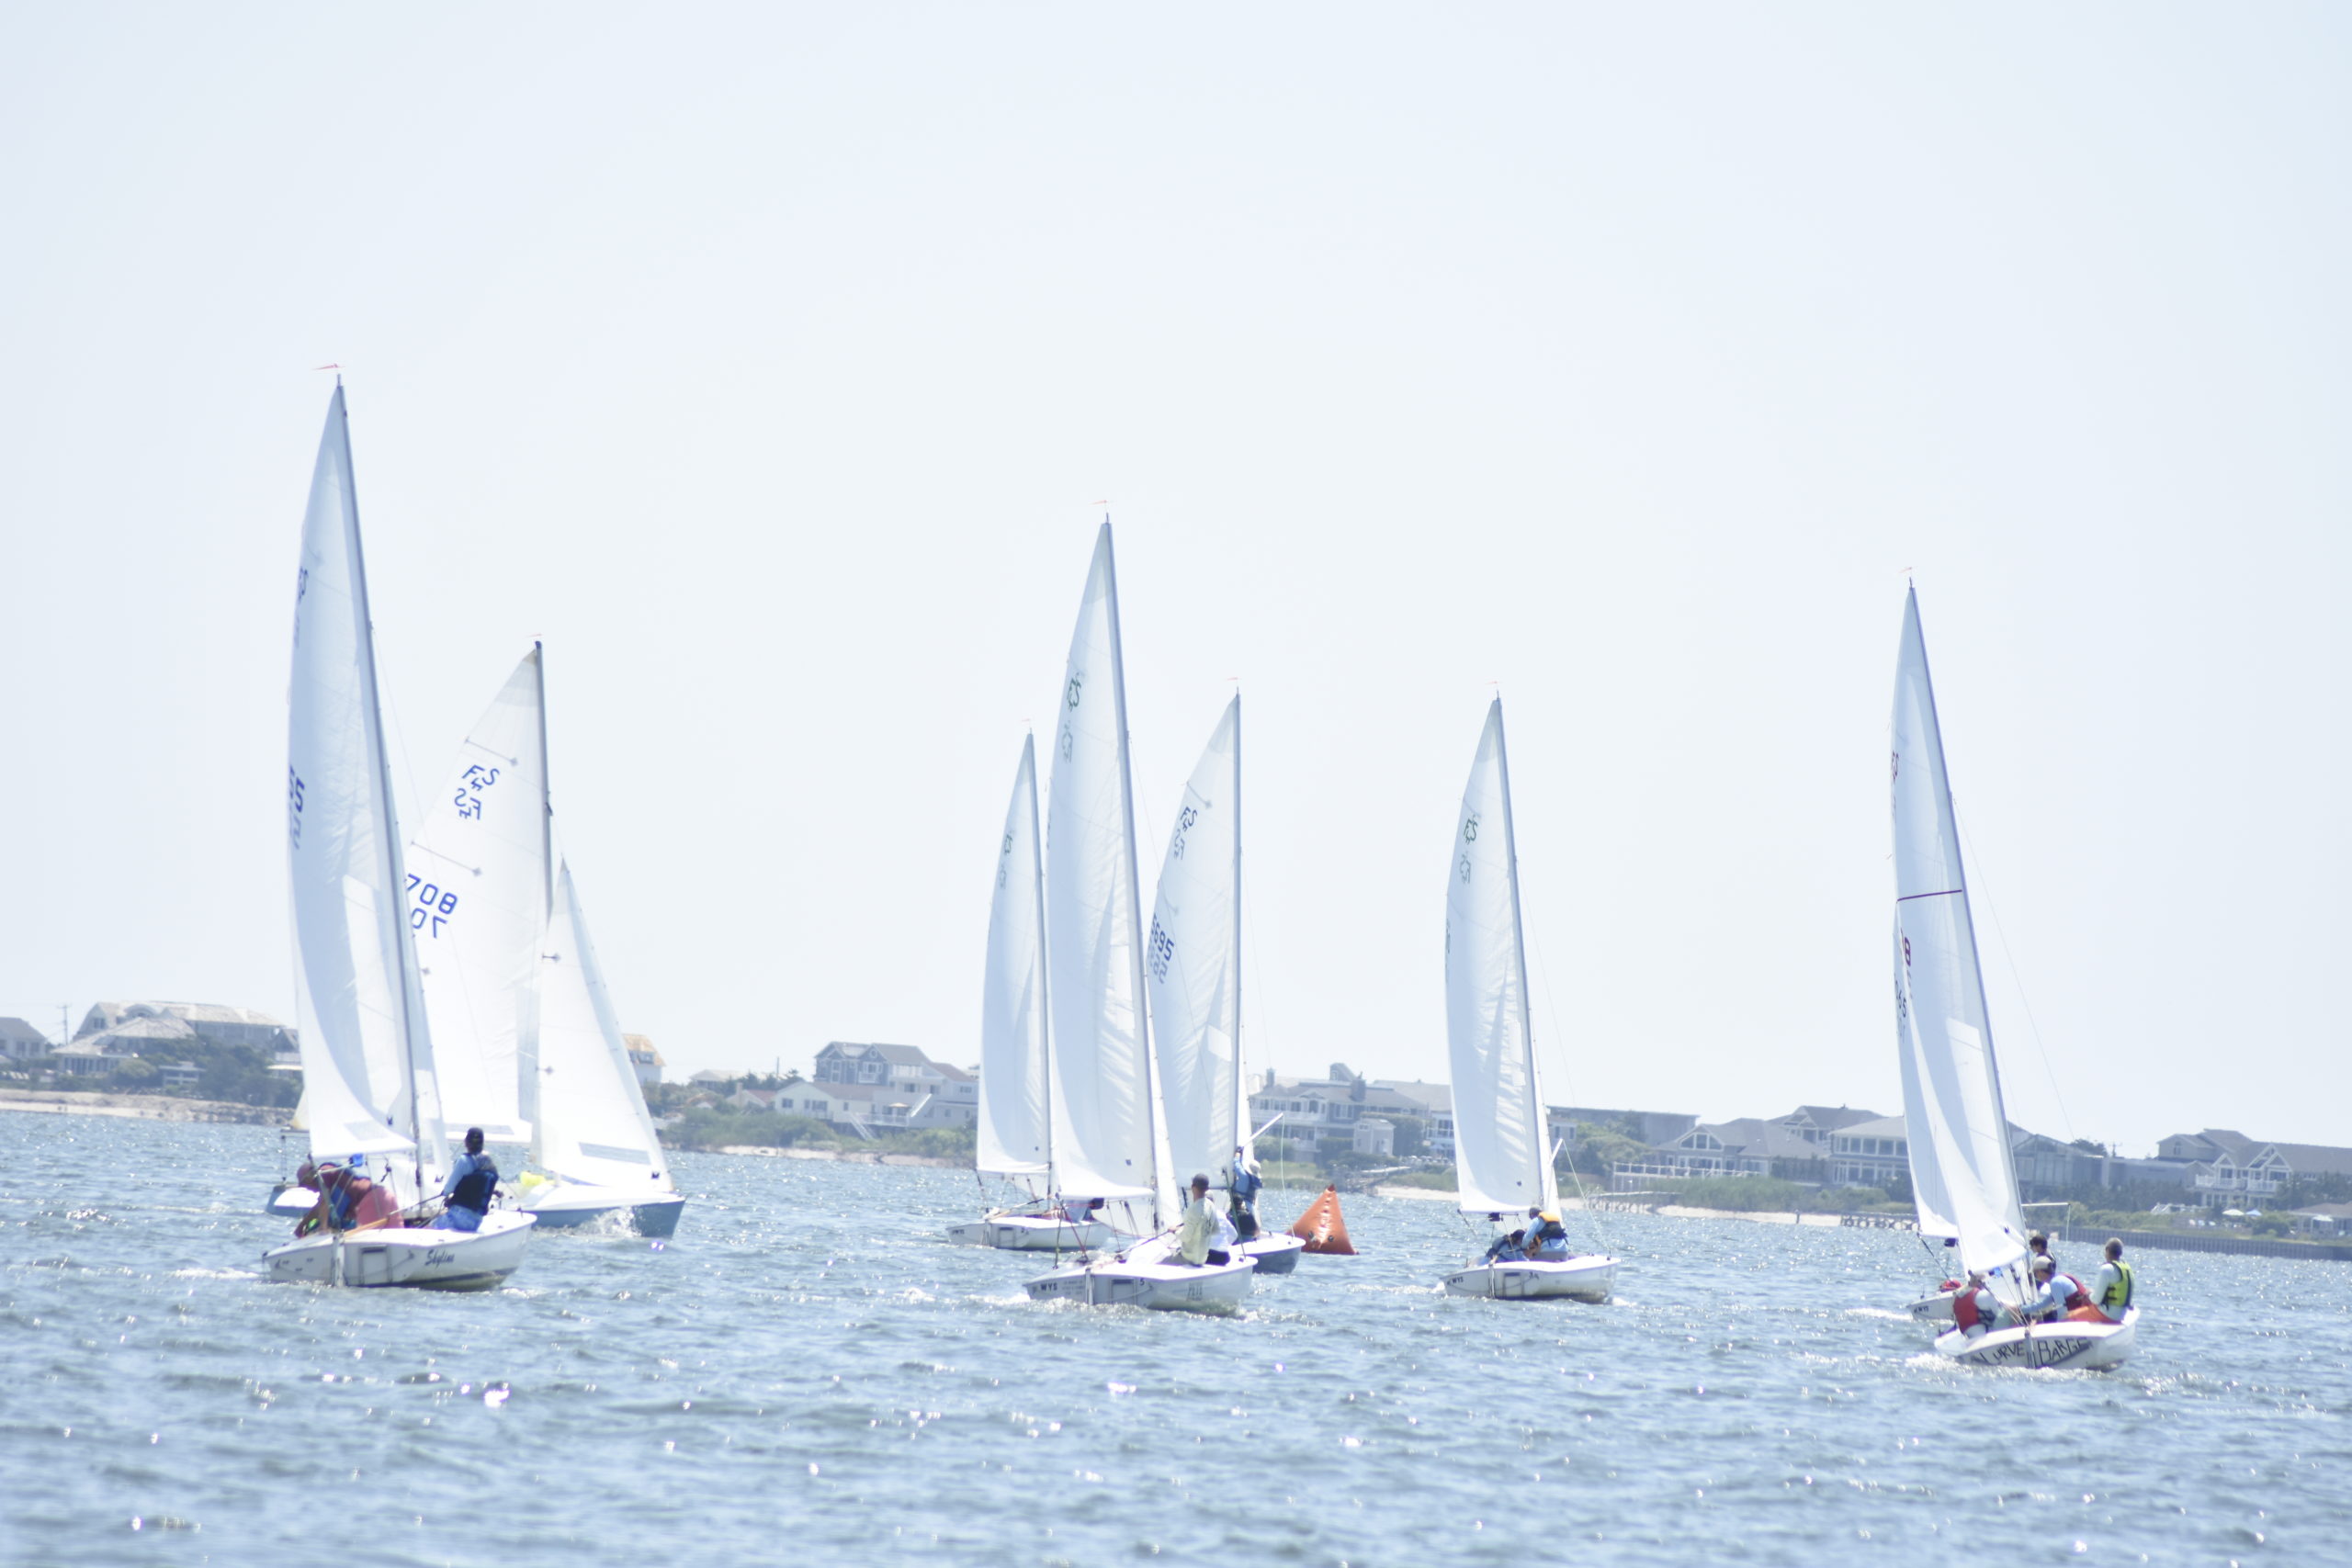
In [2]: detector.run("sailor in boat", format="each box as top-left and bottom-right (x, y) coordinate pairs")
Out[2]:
(1179, 1174), (1238, 1267)
(1950, 1272), (1999, 1339)
(1521, 1210), (1573, 1261)
(1058, 1195), (1106, 1228)
(296, 1158), (403, 1236)
(2079, 1239), (2134, 1325)
(2010, 1255), (2093, 1325)
(1227, 1148), (1263, 1241)
(1479, 1226), (1528, 1264)
(433, 1128), (499, 1233)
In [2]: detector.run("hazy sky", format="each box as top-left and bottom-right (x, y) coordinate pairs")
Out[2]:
(4, 6), (2345, 1154)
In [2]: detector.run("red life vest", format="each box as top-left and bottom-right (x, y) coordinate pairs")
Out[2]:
(2057, 1274), (2091, 1313)
(1951, 1289), (1987, 1333)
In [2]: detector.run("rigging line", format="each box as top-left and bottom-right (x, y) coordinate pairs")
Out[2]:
(1952, 806), (2076, 1145)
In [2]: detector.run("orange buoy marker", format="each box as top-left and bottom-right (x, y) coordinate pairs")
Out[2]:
(1288, 1185), (1356, 1255)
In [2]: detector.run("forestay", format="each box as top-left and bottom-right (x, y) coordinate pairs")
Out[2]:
(533, 861), (674, 1194)
(1890, 588), (2029, 1291)
(407, 649), (548, 1147)
(284, 385), (441, 1180)
(977, 736), (1052, 1181)
(1444, 700), (1555, 1217)
(1044, 524), (1175, 1223)
(1147, 695), (1244, 1181)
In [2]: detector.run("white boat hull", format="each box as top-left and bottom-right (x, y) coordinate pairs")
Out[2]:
(945, 1213), (1117, 1251)
(1935, 1306), (2138, 1371)
(521, 1182), (685, 1238)
(1023, 1235), (1257, 1312)
(1443, 1254), (1618, 1302)
(1240, 1233), (1305, 1274)
(263, 1211), (537, 1291)
(1908, 1287), (1960, 1322)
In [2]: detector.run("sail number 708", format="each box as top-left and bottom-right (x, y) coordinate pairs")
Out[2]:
(406, 874), (460, 937)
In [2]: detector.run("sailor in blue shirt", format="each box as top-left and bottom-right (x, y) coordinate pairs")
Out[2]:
(434, 1127), (499, 1232)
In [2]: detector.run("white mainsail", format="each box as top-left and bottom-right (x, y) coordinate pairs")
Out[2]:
(1444, 699), (1555, 1217)
(1147, 694), (1244, 1180)
(533, 861), (674, 1194)
(284, 384), (444, 1191)
(1044, 524), (1176, 1224)
(1890, 587), (2029, 1290)
(406, 647), (548, 1147)
(977, 735), (1052, 1182)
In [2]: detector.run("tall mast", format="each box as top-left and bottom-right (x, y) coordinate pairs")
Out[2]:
(1100, 521), (1162, 1230)
(1025, 731), (1054, 1190)
(336, 382), (441, 1191)
(1905, 587), (2025, 1216)
(1491, 701), (1547, 1202)
(523, 640), (554, 1162)
(1230, 691), (1248, 1162)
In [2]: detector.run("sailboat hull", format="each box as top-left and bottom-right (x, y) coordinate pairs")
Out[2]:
(521, 1182), (684, 1238)
(945, 1213), (1117, 1251)
(1908, 1287), (1961, 1322)
(1443, 1255), (1618, 1303)
(1023, 1235), (1257, 1313)
(1239, 1234), (1305, 1274)
(1935, 1306), (2137, 1371)
(262, 1211), (537, 1291)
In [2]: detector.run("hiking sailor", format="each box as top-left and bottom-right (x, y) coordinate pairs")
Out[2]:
(434, 1128), (500, 1233)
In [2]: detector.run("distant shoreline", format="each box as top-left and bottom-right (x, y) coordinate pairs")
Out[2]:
(0, 1087), (291, 1127)
(712, 1144), (962, 1168)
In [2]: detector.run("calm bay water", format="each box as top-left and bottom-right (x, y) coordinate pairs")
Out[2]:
(4, 1111), (2348, 1567)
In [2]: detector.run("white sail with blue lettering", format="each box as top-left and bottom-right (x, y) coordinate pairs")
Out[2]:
(1044, 524), (1176, 1225)
(1890, 588), (2029, 1290)
(978, 736), (1052, 1182)
(406, 648), (548, 1148)
(284, 384), (443, 1184)
(1146, 695), (1244, 1179)
(1444, 699), (1555, 1218)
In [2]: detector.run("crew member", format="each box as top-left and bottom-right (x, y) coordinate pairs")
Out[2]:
(1482, 1228), (1527, 1264)
(1522, 1210), (1572, 1260)
(2012, 1255), (2089, 1324)
(1950, 1271), (1999, 1338)
(434, 1128), (499, 1233)
(1227, 1147), (1264, 1241)
(1179, 1173), (1236, 1266)
(2080, 1238), (2134, 1324)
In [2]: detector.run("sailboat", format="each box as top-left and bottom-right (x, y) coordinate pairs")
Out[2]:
(406, 648), (684, 1237)
(1022, 525), (1257, 1312)
(946, 736), (1114, 1250)
(1890, 588), (2134, 1369)
(1439, 700), (1616, 1303)
(262, 384), (536, 1290)
(1146, 694), (1302, 1275)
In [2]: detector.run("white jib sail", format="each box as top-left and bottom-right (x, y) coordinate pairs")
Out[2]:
(1044, 524), (1176, 1222)
(406, 648), (548, 1147)
(1890, 588), (2028, 1288)
(285, 385), (443, 1183)
(977, 735), (1052, 1181)
(1444, 699), (1556, 1217)
(534, 860), (673, 1195)
(1148, 694), (1242, 1182)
